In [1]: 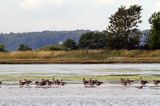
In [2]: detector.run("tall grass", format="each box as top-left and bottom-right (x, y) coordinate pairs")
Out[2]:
(0, 50), (160, 63)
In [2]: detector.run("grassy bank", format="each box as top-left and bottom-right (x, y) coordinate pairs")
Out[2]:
(0, 50), (160, 64)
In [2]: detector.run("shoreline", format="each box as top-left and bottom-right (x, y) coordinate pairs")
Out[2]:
(0, 59), (160, 64)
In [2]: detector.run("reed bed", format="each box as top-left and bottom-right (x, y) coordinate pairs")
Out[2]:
(0, 50), (160, 64)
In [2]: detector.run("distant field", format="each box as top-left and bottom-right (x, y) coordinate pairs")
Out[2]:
(0, 50), (160, 64)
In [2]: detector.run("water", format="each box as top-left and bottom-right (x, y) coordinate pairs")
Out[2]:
(0, 84), (160, 106)
(0, 64), (160, 76)
(0, 64), (160, 106)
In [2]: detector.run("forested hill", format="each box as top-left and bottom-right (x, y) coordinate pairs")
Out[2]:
(0, 30), (89, 51)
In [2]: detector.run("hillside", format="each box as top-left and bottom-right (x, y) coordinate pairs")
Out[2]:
(0, 30), (89, 51)
(0, 30), (149, 51)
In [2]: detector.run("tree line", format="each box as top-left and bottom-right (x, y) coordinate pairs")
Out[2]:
(0, 44), (32, 52)
(0, 5), (160, 52)
(62, 5), (160, 50)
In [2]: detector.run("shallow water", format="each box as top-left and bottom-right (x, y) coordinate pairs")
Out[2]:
(0, 64), (160, 106)
(0, 64), (160, 76)
(0, 84), (160, 106)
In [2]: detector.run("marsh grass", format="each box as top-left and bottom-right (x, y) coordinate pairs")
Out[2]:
(0, 75), (160, 82)
(0, 50), (160, 63)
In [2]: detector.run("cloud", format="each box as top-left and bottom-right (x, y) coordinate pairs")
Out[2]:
(91, 0), (144, 7)
(20, 0), (43, 10)
(46, 0), (65, 6)
(20, 0), (116, 10)
(94, 0), (116, 5)
(154, 1), (160, 12)
(121, 0), (142, 7)
(0, 0), (156, 33)
(20, 0), (65, 11)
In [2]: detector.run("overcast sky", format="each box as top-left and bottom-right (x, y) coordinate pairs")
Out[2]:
(0, 0), (159, 33)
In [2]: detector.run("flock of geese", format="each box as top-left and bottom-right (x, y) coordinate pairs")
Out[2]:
(0, 77), (160, 89)
(83, 78), (103, 87)
(120, 77), (160, 89)
(19, 78), (67, 87)
(19, 78), (103, 88)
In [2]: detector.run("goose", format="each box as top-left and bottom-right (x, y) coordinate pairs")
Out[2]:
(60, 79), (67, 86)
(120, 78), (128, 86)
(95, 81), (103, 86)
(24, 79), (32, 85)
(83, 78), (89, 85)
(126, 78), (134, 84)
(46, 79), (53, 86)
(35, 81), (41, 86)
(55, 79), (61, 85)
(153, 80), (160, 86)
(140, 77), (149, 85)
(19, 80), (26, 85)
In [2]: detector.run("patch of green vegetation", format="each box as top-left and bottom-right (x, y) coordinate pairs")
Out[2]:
(0, 75), (160, 82)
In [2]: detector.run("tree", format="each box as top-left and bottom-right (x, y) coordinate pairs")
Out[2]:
(149, 12), (160, 49)
(79, 31), (107, 49)
(18, 44), (32, 51)
(40, 45), (63, 51)
(63, 39), (76, 50)
(0, 44), (5, 52)
(106, 5), (142, 49)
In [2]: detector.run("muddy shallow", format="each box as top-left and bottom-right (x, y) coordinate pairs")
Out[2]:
(0, 64), (160, 76)
(0, 84), (160, 106)
(0, 64), (160, 106)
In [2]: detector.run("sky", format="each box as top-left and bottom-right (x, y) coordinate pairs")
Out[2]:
(0, 0), (159, 33)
